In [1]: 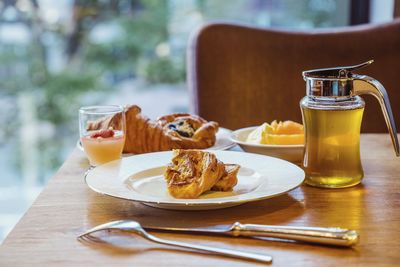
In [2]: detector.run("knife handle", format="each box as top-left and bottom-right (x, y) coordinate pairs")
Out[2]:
(230, 222), (359, 247)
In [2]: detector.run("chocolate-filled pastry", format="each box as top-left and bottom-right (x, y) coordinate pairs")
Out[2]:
(157, 113), (218, 149)
(87, 105), (219, 154)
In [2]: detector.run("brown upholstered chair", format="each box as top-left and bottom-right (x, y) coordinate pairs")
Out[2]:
(187, 19), (400, 132)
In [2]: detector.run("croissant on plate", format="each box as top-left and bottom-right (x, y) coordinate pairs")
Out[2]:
(87, 105), (219, 154)
(164, 149), (239, 199)
(211, 164), (240, 191)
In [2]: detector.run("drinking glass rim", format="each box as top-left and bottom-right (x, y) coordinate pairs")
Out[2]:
(79, 105), (124, 115)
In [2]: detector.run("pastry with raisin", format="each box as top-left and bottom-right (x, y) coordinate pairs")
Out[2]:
(87, 105), (219, 154)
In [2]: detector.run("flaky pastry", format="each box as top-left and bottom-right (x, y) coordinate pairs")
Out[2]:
(87, 105), (219, 154)
(212, 164), (240, 191)
(164, 149), (240, 199)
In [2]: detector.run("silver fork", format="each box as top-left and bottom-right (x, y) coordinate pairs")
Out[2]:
(78, 220), (273, 264)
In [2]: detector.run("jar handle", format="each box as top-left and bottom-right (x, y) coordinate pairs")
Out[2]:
(353, 74), (399, 156)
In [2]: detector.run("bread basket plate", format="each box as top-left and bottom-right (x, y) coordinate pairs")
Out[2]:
(77, 127), (235, 154)
(230, 127), (304, 164)
(85, 150), (304, 210)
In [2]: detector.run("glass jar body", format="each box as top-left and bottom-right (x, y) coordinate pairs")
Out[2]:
(300, 96), (365, 188)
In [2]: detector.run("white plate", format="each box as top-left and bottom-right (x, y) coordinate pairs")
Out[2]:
(230, 127), (304, 163)
(85, 150), (305, 210)
(77, 127), (235, 153)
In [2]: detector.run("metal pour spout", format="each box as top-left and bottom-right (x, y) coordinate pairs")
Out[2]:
(353, 75), (400, 156)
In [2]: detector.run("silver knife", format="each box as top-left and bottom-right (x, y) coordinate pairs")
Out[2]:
(143, 222), (359, 247)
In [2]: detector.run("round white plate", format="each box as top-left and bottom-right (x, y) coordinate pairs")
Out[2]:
(230, 127), (304, 163)
(77, 127), (235, 153)
(85, 150), (305, 210)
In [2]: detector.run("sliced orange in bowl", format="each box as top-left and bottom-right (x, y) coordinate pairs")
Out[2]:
(270, 120), (304, 135)
(246, 120), (304, 145)
(264, 133), (304, 145)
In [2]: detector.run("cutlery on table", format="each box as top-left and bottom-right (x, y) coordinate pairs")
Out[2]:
(78, 220), (273, 264)
(144, 221), (359, 247)
(80, 220), (359, 247)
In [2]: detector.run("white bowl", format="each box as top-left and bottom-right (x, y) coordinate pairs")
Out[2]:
(230, 126), (304, 163)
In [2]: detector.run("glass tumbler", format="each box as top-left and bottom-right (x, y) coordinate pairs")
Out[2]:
(79, 105), (126, 167)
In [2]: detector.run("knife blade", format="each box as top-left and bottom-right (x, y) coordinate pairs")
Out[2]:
(143, 222), (359, 247)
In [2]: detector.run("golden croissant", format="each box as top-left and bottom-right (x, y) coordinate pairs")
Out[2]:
(87, 105), (219, 154)
(164, 149), (239, 199)
(212, 164), (240, 191)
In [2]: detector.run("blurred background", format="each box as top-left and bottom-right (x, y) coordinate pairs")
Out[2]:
(0, 0), (396, 243)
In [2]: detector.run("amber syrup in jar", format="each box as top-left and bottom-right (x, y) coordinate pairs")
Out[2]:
(300, 96), (365, 188)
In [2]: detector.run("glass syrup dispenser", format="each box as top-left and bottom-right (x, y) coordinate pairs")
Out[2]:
(300, 60), (399, 188)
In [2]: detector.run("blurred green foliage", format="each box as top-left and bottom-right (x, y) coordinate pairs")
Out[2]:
(0, 0), (180, 174)
(0, 0), (182, 127)
(83, 0), (179, 83)
(144, 57), (185, 84)
(38, 71), (104, 124)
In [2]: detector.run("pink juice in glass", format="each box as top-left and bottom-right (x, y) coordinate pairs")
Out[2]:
(81, 129), (125, 166)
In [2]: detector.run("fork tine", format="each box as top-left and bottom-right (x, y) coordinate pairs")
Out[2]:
(78, 234), (108, 244)
(77, 227), (106, 239)
(77, 220), (125, 239)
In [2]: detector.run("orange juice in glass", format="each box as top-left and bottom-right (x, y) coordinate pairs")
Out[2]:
(79, 105), (126, 166)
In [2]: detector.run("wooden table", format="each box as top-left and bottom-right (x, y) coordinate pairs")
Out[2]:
(0, 134), (399, 266)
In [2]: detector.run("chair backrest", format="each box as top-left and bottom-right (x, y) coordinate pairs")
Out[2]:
(187, 19), (400, 132)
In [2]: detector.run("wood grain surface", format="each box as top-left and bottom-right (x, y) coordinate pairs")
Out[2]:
(0, 134), (399, 266)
